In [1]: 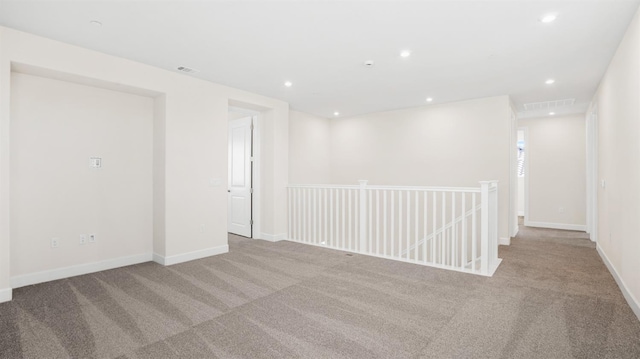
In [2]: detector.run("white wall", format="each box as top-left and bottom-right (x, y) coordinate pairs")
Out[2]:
(0, 26), (289, 298)
(589, 8), (640, 319)
(10, 72), (153, 276)
(328, 96), (512, 241)
(289, 110), (332, 184)
(519, 115), (586, 230)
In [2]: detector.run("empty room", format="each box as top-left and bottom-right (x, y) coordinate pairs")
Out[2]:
(1, 0), (640, 358)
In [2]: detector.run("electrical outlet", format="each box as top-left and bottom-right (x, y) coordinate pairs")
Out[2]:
(88, 233), (96, 243)
(51, 238), (59, 248)
(79, 234), (87, 245)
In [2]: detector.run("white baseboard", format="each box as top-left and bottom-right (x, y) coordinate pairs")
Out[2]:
(499, 237), (511, 246)
(525, 221), (586, 232)
(597, 244), (640, 322)
(260, 233), (287, 242)
(153, 244), (228, 266)
(10, 252), (153, 289)
(0, 287), (12, 303)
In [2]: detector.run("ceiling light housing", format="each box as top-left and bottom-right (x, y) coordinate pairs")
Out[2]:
(426, 97), (433, 102)
(90, 20), (102, 26)
(540, 13), (557, 23)
(400, 50), (411, 58)
(284, 81), (293, 87)
(549, 112), (556, 116)
(334, 112), (340, 116)
(545, 79), (555, 85)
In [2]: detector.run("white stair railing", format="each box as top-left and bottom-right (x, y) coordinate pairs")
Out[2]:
(287, 181), (501, 276)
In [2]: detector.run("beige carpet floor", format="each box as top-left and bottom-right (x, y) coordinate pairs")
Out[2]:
(1, 225), (639, 358)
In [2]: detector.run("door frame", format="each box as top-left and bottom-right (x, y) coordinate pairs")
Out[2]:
(509, 110), (518, 239)
(518, 127), (530, 226)
(228, 106), (261, 239)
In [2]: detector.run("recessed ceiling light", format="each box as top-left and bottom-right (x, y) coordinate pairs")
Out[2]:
(426, 97), (433, 102)
(364, 60), (375, 67)
(284, 81), (293, 87)
(90, 20), (102, 26)
(540, 13), (557, 23)
(549, 112), (556, 116)
(545, 79), (555, 85)
(400, 50), (411, 58)
(334, 112), (340, 116)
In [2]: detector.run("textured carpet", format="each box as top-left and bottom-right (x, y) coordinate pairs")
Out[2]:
(1, 226), (639, 359)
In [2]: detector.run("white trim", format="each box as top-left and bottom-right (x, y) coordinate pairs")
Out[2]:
(252, 114), (262, 239)
(260, 233), (287, 242)
(0, 287), (12, 303)
(499, 237), (511, 246)
(518, 211), (525, 216)
(10, 252), (152, 289)
(509, 110), (518, 238)
(153, 244), (228, 266)
(524, 221), (586, 231)
(519, 126), (530, 225)
(597, 244), (640, 322)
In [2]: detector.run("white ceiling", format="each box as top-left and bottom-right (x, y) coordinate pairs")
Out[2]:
(0, 0), (638, 119)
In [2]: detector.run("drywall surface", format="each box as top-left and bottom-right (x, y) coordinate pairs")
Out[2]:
(519, 115), (586, 228)
(10, 72), (153, 276)
(590, 8), (640, 317)
(328, 96), (511, 239)
(289, 110), (332, 184)
(0, 26), (289, 293)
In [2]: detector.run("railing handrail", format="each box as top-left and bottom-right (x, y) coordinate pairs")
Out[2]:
(287, 183), (484, 193)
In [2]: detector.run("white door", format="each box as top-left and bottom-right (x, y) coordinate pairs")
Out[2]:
(228, 116), (253, 237)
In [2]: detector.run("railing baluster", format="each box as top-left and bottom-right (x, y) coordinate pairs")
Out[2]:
(451, 192), (456, 267)
(461, 193), (467, 270)
(406, 191), (410, 260)
(391, 191), (395, 258)
(330, 188), (333, 247)
(313, 188), (317, 244)
(423, 191), (427, 264)
(342, 189), (346, 249)
(432, 191), (436, 264)
(368, 190), (372, 254)
(441, 191), (446, 266)
(398, 191), (402, 259)
(472, 192), (477, 272)
(415, 191), (419, 262)
(383, 190), (388, 257)
(348, 189), (353, 251)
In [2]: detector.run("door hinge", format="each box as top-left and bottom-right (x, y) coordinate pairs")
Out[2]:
(250, 156), (254, 162)
(250, 219), (253, 225)
(250, 188), (253, 193)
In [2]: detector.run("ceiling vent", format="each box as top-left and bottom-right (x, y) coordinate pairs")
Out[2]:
(523, 98), (575, 111)
(176, 66), (199, 74)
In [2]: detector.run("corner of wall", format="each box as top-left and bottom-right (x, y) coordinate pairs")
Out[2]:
(0, 287), (12, 303)
(153, 244), (228, 266)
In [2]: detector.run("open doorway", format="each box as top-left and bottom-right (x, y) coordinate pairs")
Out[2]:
(228, 109), (256, 238)
(517, 128), (527, 226)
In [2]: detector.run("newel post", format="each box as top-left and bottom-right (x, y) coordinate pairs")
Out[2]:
(479, 181), (490, 275)
(358, 180), (368, 252)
